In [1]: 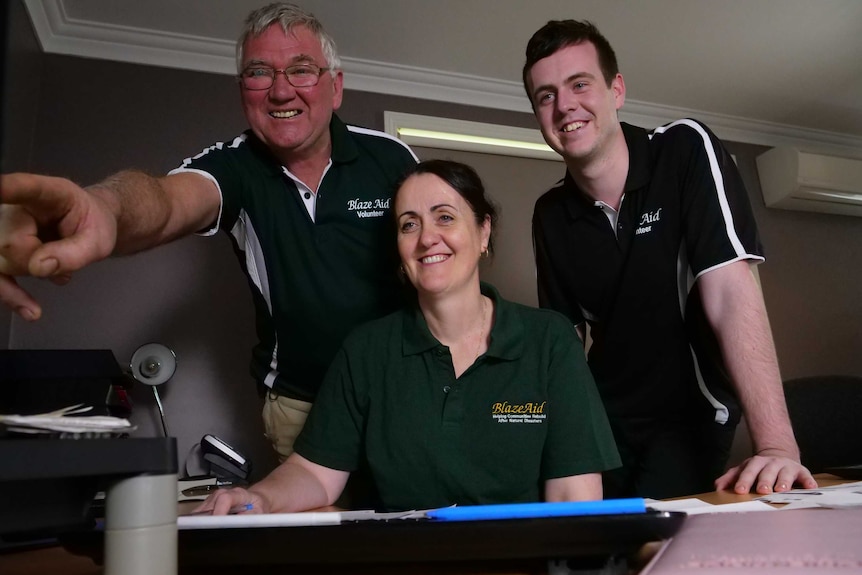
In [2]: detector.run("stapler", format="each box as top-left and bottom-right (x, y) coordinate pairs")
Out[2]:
(200, 434), (252, 482)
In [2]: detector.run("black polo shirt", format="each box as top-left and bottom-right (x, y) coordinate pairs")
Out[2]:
(171, 115), (417, 401)
(533, 120), (763, 428)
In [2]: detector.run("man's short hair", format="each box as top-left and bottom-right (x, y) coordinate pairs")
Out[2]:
(522, 20), (619, 103)
(236, 2), (341, 73)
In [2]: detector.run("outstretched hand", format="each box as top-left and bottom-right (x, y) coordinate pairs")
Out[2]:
(0, 173), (118, 319)
(714, 449), (818, 494)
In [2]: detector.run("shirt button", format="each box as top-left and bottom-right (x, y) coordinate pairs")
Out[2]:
(443, 386), (451, 394)
(304, 192), (311, 199)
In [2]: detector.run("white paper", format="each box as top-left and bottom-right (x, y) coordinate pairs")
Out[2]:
(647, 498), (775, 515)
(178, 511), (345, 529)
(178, 508), (432, 529)
(757, 480), (862, 508)
(0, 404), (134, 435)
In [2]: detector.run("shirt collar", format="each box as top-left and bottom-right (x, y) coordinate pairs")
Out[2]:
(328, 113), (359, 165)
(244, 112), (356, 175)
(560, 122), (651, 221)
(401, 282), (524, 361)
(622, 121), (651, 193)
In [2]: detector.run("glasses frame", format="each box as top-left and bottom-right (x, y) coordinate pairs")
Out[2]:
(237, 64), (331, 91)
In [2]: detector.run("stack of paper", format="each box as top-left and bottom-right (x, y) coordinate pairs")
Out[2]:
(646, 482), (862, 516)
(0, 404), (134, 437)
(757, 481), (862, 509)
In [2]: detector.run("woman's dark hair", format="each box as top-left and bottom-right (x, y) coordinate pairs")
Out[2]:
(394, 159), (498, 256)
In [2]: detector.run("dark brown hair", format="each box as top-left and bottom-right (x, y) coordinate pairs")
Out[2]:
(522, 20), (619, 104)
(395, 160), (498, 256)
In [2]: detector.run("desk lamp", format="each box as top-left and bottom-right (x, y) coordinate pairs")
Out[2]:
(129, 343), (176, 437)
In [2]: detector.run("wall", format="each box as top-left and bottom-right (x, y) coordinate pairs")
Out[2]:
(3, 9), (860, 477)
(0, 40), (553, 480)
(6, 52), (273, 476)
(726, 141), (862, 380)
(0, 0), (43, 348)
(410, 146), (562, 307)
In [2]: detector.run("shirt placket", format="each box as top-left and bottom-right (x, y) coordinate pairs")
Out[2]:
(432, 346), (463, 430)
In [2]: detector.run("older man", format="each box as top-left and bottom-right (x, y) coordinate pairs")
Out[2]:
(0, 3), (416, 461)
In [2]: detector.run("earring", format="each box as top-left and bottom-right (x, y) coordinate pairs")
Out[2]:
(399, 263), (406, 275)
(480, 247), (489, 259)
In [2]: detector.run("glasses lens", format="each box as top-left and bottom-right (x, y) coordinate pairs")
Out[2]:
(240, 65), (326, 90)
(242, 67), (274, 90)
(287, 65), (321, 87)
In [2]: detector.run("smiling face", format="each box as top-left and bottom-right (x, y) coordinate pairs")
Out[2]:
(239, 24), (343, 165)
(527, 41), (625, 166)
(395, 173), (491, 300)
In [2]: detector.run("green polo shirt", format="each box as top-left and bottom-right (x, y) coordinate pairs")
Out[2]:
(295, 283), (620, 511)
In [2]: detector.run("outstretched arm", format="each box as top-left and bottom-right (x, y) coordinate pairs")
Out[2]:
(0, 170), (219, 319)
(700, 260), (816, 494)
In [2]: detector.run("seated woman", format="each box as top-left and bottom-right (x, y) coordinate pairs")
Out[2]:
(201, 159), (620, 514)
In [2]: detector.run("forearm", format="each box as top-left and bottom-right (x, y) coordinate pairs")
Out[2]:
(704, 264), (799, 458)
(250, 455), (344, 513)
(87, 170), (217, 255)
(720, 311), (798, 456)
(544, 473), (603, 501)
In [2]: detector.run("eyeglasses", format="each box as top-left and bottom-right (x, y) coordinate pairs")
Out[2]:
(238, 64), (331, 90)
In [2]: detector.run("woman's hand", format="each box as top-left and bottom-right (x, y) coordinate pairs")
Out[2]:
(192, 486), (268, 515)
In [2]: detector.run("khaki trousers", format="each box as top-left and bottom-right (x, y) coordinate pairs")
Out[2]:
(262, 391), (313, 463)
(263, 391), (376, 508)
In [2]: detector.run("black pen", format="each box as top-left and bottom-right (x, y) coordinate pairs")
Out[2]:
(182, 484), (232, 497)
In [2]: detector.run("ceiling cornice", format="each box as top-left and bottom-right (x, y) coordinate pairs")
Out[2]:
(24, 0), (862, 157)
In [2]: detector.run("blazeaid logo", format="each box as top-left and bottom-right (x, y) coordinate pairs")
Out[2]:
(635, 207), (662, 236)
(491, 401), (547, 424)
(347, 197), (390, 219)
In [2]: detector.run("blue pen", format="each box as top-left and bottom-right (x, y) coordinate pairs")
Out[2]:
(426, 498), (646, 522)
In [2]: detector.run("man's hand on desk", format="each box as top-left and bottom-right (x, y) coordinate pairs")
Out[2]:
(714, 449), (818, 495)
(192, 486), (267, 515)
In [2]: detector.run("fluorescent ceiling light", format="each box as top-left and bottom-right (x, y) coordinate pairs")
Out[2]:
(385, 112), (562, 162)
(398, 127), (555, 154)
(799, 189), (862, 205)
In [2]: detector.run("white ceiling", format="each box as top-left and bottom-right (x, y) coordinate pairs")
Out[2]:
(23, 0), (862, 155)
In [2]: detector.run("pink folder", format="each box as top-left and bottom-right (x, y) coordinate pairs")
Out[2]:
(641, 508), (862, 573)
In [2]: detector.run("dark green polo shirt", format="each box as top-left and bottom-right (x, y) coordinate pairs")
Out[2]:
(295, 283), (620, 511)
(171, 115), (417, 401)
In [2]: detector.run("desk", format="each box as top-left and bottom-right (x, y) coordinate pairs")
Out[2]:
(1, 475), (848, 575)
(674, 473), (848, 505)
(0, 549), (559, 575)
(2, 508), (681, 575)
(0, 438), (177, 575)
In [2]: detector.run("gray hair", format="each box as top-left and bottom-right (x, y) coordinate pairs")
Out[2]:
(236, 2), (341, 73)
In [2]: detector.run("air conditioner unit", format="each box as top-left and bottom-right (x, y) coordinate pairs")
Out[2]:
(756, 147), (862, 217)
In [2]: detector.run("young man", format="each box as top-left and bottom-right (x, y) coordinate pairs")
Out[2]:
(0, 3), (416, 461)
(523, 20), (816, 498)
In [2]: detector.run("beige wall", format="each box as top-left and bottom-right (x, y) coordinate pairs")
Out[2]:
(731, 141), (862, 379)
(413, 147), (563, 307)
